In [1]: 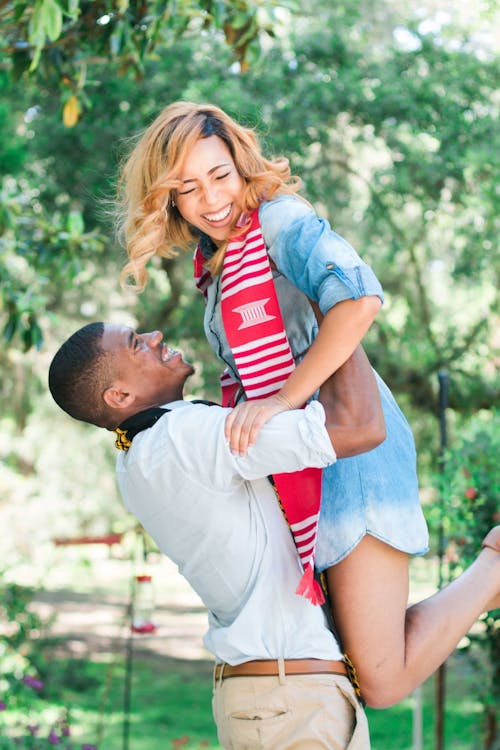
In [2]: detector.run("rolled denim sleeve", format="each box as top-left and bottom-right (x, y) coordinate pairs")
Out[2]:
(260, 196), (384, 315)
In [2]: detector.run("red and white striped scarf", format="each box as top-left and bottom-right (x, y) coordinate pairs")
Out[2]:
(194, 209), (324, 604)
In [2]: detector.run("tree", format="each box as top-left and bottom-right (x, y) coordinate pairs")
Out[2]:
(185, 0), (499, 420)
(0, 0), (292, 122)
(0, 0), (295, 356)
(1, 0), (498, 548)
(435, 412), (500, 748)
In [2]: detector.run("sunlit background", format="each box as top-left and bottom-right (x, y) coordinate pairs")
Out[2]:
(1, 1), (498, 747)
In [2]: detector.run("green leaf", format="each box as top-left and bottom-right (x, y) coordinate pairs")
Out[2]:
(29, 319), (44, 351)
(67, 0), (80, 20)
(66, 210), (84, 236)
(229, 11), (252, 30)
(28, 45), (43, 72)
(42, 0), (63, 42)
(28, 1), (46, 52)
(109, 25), (124, 57)
(27, 0), (62, 71)
(2, 312), (18, 344)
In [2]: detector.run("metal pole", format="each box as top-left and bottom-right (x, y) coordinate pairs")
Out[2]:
(436, 370), (449, 589)
(413, 685), (423, 750)
(435, 370), (449, 750)
(123, 626), (133, 750)
(123, 527), (150, 750)
(123, 534), (143, 750)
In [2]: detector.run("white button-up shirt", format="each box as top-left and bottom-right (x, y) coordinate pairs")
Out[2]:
(116, 400), (343, 664)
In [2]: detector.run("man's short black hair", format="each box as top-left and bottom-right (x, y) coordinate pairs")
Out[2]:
(48, 322), (111, 428)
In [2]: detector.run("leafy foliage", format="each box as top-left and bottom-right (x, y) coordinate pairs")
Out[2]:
(1, 175), (105, 352)
(0, 0), (296, 122)
(0, 0), (498, 560)
(433, 411), (499, 747)
(1, 4), (497, 742)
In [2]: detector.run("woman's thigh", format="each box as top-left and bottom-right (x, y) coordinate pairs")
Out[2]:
(326, 535), (410, 689)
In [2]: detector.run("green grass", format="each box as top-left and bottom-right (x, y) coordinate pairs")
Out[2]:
(2, 648), (486, 750)
(367, 653), (485, 750)
(1, 552), (493, 749)
(0, 654), (219, 750)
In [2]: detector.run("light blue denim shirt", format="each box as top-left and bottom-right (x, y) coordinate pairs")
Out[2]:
(203, 195), (429, 568)
(261, 194), (384, 314)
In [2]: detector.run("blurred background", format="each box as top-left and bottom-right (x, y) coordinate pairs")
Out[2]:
(0, 0), (498, 748)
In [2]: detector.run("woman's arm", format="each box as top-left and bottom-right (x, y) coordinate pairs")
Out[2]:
(224, 198), (383, 455)
(225, 296), (382, 455)
(278, 294), (381, 409)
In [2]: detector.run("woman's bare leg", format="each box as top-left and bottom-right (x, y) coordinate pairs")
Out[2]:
(326, 528), (500, 708)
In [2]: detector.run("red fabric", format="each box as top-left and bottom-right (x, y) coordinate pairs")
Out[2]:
(194, 211), (324, 605)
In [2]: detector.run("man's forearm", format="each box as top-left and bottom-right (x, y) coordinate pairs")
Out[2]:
(320, 345), (385, 458)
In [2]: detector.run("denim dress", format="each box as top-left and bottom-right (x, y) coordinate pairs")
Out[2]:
(203, 195), (429, 569)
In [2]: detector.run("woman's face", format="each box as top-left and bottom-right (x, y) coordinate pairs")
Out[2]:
(174, 135), (246, 243)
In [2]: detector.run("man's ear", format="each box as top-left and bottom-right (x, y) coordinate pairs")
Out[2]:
(103, 384), (135, 410)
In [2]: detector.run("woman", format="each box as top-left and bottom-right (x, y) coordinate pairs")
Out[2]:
(116, 101), (500, 707)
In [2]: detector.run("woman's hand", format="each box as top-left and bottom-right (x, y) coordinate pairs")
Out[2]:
(225, 393), (295, 456)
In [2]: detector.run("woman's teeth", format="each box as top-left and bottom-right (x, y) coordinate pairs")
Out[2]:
(204, 205), (231, 222)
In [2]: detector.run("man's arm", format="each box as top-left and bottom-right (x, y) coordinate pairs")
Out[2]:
(319, 344), (385, 459)
(306, 297), (385, 458)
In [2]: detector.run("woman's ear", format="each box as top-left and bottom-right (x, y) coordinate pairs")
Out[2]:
(103, 384), (134, 410)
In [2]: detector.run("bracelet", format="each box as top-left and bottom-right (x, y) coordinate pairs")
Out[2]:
(276, 392), (295, 410)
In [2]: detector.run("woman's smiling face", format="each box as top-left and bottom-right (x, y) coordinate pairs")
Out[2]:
(174, 135), (246, 243)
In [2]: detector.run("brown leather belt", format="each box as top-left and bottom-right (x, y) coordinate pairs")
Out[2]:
(214, 658), (347, 681)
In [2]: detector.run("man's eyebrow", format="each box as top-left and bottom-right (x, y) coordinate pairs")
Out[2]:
(182, 162), (231, 184)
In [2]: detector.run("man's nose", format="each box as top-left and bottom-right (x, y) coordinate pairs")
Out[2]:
(144, 330), (163, 347)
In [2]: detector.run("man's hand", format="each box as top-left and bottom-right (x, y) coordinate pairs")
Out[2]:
(224, 394), (295, 455)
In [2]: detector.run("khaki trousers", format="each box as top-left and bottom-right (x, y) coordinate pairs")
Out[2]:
(212, 672), (370, 749)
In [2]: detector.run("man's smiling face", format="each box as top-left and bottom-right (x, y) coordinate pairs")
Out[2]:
(102, 325), (194, 409)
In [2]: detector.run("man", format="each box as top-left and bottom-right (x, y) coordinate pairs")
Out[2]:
(48, 322), (385, 749)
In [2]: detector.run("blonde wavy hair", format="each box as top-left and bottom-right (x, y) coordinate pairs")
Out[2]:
(116, 101), (302, 290)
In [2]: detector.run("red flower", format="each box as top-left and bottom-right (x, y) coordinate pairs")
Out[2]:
(464, 486), (478, 500)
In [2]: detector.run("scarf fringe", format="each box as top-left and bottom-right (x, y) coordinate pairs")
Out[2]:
(295, 563), (325, 606)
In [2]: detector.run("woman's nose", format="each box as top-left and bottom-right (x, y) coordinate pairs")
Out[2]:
(203, 184), (220, 205)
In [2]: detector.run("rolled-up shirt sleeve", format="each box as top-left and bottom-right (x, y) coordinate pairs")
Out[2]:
(260, 196), (384, 315)
(233, 400), (336, 482)
(127, 400), (336, 496)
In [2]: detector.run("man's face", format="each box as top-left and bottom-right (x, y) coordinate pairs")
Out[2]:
(102, 325), (194, 407)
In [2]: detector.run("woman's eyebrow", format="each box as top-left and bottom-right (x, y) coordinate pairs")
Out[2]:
(182, 162), (231, 184)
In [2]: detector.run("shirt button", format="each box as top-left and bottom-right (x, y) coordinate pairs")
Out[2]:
(326, 263), (335, 270)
